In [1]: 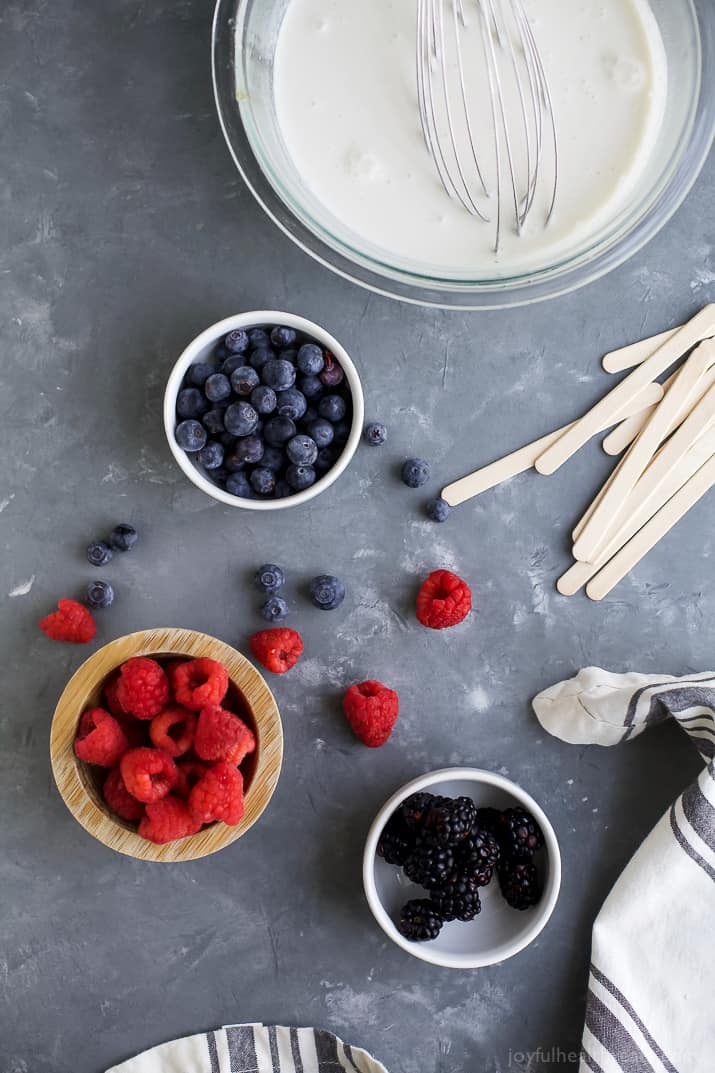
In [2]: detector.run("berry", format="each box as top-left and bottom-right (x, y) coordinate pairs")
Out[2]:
(86, 580), (114, 609)
(176, 419), (207, 452)
(226, 472), (252, 498)
(274, 479), (292, 498)
(318, 394), (347, 422)
(276, 388), (307, 421)
(460, 827), (501, 874)
(189, 761), (245, 825)
(260, 445), (286, 471)
(249, 346), (276, 371)
(87, 540), (112, 567)
(194, 705), (256, 765)
(307, 418), (334, 449)
(120, 747), (178, 803)
(320, 353), (345, 387)
(497, 808), (545, 860)
(264, 415), (296, 445)
(149, 705), (197, 758)
(74, 708), (129, 767)
(398, 899), (443, 942)
(230, 366), (260, 397)
(104, 673), (128, 718)
(255, 564), (285, 593)
(174, 757), (210, 799)
(416, 569), (472, 630)
(103, 767), (145, 822)
(176, 388), (208, 419)
(222, 354), (247, 377)
(232, 435), (264, 465)
(203, 408), (226, 435)
(363, 422), (387, 446)
(398, 792), (437, 832)
(403, 842), (454, 887)
(300, 375), (323, 399)
(117, 657), (170, 719)
(250, 628), (303, 674)
(261, 596), (289, 623)
(297, 343), (324, 375)
(377, 814), (416, 866)
(286, 464), (316, 491)
(251, 467), (276, 496)
(225, 328), (250, 354)
(271, 325), (297, 348)
(498, 859), (542, 910)
(185, 361), (213, 388)
(427, 497), (450, 523)
(309, 574), (345, 611)
(251, 385), (277, 415)
(171, 658), (229, 710)
(343, 680), (398, 747)
(280, 348), (298, 364)
(430, 874), (482, 922)
(110, 523), (138, 552)
(333, 420), (351, 445)
(262, 358), (296, 391)
(401, 458), (430, 488)
(39, 598), (96, 643)
(476, 806), (503, 834)
(287, 434), (318, 466)
(139, 796), (202, 843)
(197, 441), (225, 469)
(224, 401), (259, 437)
(215, 342), (228, 361)
(204, 373), (231, 403)
(422, 796), (477, 846)
(315, 447), (337, 473)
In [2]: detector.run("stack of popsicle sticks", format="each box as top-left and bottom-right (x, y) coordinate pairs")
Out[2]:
(441, 303), (715, 600)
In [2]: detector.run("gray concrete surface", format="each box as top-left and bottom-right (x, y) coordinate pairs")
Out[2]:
(1, 3), (713, 1072)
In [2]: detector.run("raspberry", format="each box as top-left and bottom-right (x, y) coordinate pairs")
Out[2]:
(74, 708), (129, 767)
(149, 705), (197, 758)
(194, 705), (256, 765)
(189, 761), (244, 825)
(39, 599), (96, 643)
(120, 747), (177, 803)
(103, 673), (128, 718)
(416, 570), (472, 630)
(138, 796), (202, 844)
(249, 628), (303, 674)
(103, 767), (145, 822)
(116, 657), (170, 720)
(343, 680), (399, 747)
(174, 758), (211, 799)
(104, 674), (146, 745)
(171, 658), (229, 710)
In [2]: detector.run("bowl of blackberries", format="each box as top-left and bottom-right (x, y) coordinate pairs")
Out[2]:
(363, 768), (561, 968)
(164, 312), (364, 510)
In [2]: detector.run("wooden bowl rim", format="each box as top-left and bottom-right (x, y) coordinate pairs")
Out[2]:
(50, 628), (283, 862)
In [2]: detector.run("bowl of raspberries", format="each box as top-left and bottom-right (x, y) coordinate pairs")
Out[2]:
(363, 768), (561, 968)
(164, 311), (364, 509)
(50, 628), (283, 862)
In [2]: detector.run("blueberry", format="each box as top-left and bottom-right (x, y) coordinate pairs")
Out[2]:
(197, 440), (225, 469)
(176, 419), (207, 452)
(276, 388), (307, 421)
(249, 328), (270, 350)
(204, 373), (231, 403)
(401, 458), (431, 488)
(224, 401), (259, 437)
(280, 348), (298, 364)
(307, 418), (334, 449)
(203, 408), (227, 435)
(297, 343), (325, 375)
(309, 574), (346, 611)
(333, 419), (351, 445)
(286, 463), (316, 491)
(230, 366), (260, 397)
(233, 435), (264, 465)
(225, 328), (250, 354)
(301, 406), (319, 427)
(320, 357), (345, 387)
(214, 342), (229, 362)
(264, 415), (297, 445)
(300, 375), (324, 399)
(251, 385), (277, 415)
(176, 388), (208, 419)
(222, 354), (248, 377)
(250, 347), (276, 371)
(287, 434), (318, 466)
(262, 358), (296, 392)
(255, 565), (284, 593)
(224, 448), (246, 472)
(274, 479), (292, 498)
(315, 446), (337, 473)
(185, 361), (213, 388)
(87, 541), (113, 567)
(110, 523), (138, 552)
(426, 497), (450, 522)
(261, 595), (289, 623)
(261, 445), (286, 471)
(226, 471), (252, 498)
(318, 394), (347, 423)
(212, 467), (229, 486)
(86, 579), (115, 609)
(271, 325), (297, 348)
(364, 422), (387, 446)
(251, 467), (276, 496)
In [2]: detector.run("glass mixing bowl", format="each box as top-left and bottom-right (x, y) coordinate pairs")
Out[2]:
(212, 0), (714, 310)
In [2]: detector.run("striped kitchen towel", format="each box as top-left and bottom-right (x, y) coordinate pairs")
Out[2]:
(105, 1024), (389, 1073)
(533, 667), (715, 1073)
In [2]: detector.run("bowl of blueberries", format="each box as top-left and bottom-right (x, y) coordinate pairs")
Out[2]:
(164, 312), (364, 509)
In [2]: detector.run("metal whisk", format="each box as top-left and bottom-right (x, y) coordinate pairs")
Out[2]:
(417, 0), (558, 252)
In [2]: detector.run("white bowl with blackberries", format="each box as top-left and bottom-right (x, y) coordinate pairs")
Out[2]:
(363, 769), (561, 968)
(164, 312), (365, 510)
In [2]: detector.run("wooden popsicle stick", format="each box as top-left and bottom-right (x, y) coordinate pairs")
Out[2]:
(535, 305), (715, 476)
(602, 326), (680, 374)
(586, 454), (715, 601)
(603, 370), (681, 456)
(440, 381), (663, 507)
(572, 342), (715, 563)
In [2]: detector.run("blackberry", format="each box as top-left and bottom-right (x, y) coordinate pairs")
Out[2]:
(475, 806), (503, 834)
(403, 842), (453, 888)
(498, 808), (544, 860)
(398, 899), (443, 942)
(460, 826), (500, 872)
(498, 859), (542, 910)
(377, 815), (415, 866)
(397, 791), (438, 833)
(422, 796), (477, 846)
(431, 871), (482, 922)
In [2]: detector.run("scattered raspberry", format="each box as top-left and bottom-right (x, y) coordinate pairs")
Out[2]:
(416, 570), (472, 630)
(138, 796), (202, 844)
(120, 747), (177, 803)
(189, 761), (244, 826)
(39, 599), (96, 643)
(103, 767), (145, 822)
(74, 708), (129, 767)
(116, 657), (170, 720)
(103, 673), (128, 718)
(194, 705), (257, 765)
(174, 758), (211, 799)
(249, 628), (303, 674)
(171, 658), (229, 710)
(343, 680), (399, 747)
(149, 705), (197, 758)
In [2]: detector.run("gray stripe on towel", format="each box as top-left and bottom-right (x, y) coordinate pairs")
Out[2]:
(669, 804), (715, 881)
(290, 1028), (303, 1073)
(268, 1026), (280, 1072)
(207, 1031), (221, 1073)
(343, 1045), (361, 1073)
(227, 1024), (258, 1073)
(622, 678), (715, 740)
(585, 991), (656, 1073)
(681, 781), (715, 851)
(314, 1029), (340, 1069)
(590, 964), (679, 1073)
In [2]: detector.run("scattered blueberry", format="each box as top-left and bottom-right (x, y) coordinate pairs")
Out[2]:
(224, 401), (259, 437)
(197, 441), (225, 469)
(426, 497), (450, 522)
(226, 471), (252, 498)
(297, 343), (325, 375)
(251, 467), (277, 496)
(271, 326), (297, 348)
(320, 355), (345, 387)
(401, 458), (431, 488)
(249, 347), (276, 371)
(262, 358), (296, 392)
(87, 541), (113, 567)
(364, 422), (387, 446)
(264, 415), (297, 445)
(248, 328), (270, 350)
(286, 434), (318, 466)
(261, 595), (290, 623)
(234, 435), (264, 465)
(225, 328), (250, 354)
(307, 418), (334, 449)
(203, 408), (226, 435)
(110, 523), (138, 552)
(286, 463), (317, 491)
(176, 388), (208, 419)
(255, 564), (285, 594)
(309, 574), (346, 611)
(230, 366), (260, 397)
(176, 419), (207, 452)
(318, 394), (347, 422)
(185, 361), (213, 388)
(204, 373), (231, 403)
(276, 388), (307, 421)
(251, 385), (277, 415)
(300, 374), (324, 399)
(87, 580), (114, 609)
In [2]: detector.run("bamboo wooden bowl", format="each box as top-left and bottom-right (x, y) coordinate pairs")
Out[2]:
(50, 628), (283, 862)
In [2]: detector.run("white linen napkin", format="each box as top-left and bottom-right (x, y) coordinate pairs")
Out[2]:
(105, 1024), (388, 1073)
(533, 668), (715, 1073)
